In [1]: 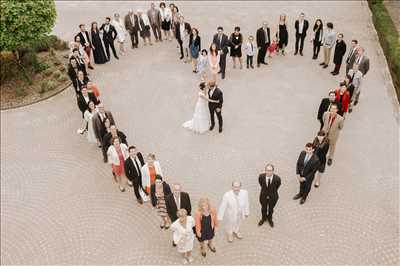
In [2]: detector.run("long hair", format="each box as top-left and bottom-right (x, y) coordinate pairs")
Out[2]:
(313, 19), (323, 31)
(91, 22), (99, 32)
(209, 43), (218, 56)
(197, 198), (211, 214)
(313, 130), (329, 148)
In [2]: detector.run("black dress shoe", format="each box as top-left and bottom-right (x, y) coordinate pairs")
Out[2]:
(319, 62), (325, 66)
(300, 198), (306, 204)
(221, 74), (225, 79)
(137, 199), (143, 204)
(218, 127), (222, 133)
(88, 65), (94, 70)
(314, 183), (320, 188)
(179, 56), (184, 59)
(327, 159), (333, 166)
(323, 65), (328, 68)
(209, 125), (214, 131)
(258, 220), (265, 226)
(115, 56), (119, 60)
(294, 51), (298, 55)
(330, 71), (335, 74)
(201, 252), (206, 257)
(300, 52), (303, 56)
(267, 219), (274, 227)
(172, 241), (176, 247)
(332, 72), (339, 76)
(293, 194), (302, 200)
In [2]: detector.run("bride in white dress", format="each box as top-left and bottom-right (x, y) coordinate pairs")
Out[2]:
(183, 82), (219, 134)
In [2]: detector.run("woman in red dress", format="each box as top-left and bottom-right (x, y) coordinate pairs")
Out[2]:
(335, 82), (350, 117)
(107, 138), (129, 192)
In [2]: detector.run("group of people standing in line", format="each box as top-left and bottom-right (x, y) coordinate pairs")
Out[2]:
(66, 2), (371, 264)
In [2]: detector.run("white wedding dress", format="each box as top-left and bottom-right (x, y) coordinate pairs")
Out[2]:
(183, 91), (210, 134)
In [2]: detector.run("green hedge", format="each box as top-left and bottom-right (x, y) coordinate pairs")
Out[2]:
(368, 0), (400, 101)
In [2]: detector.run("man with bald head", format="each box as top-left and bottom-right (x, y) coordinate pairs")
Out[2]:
(217, 181), (249, 242)
(92, 103), (115, 151)
(166, 183), (192, 222)
(258, 164), (281, 227)
(256, 21), (271, 67)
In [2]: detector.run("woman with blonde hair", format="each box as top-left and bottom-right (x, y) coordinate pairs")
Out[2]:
(195, 198), (218, 257)
(141, 153), (163, 196)
(276, 14), (288, 55)
(171, 208), (195, 264)
(112, 13), (127, 55)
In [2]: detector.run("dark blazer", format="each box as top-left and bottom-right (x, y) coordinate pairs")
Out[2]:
(150, 182), (172, 207)
(258, 173), (281, 205)
(296, 151), (320, 180)
(77, 92), (98, 113)
(165, 192), (192, 222)
(346, 47), (358, 65)
(208, 87), (223, 109)
(92, 111), (115, 140)
(333, 40), (347, 64)
(295, 20), (309, 36)
(175, 22), (191, 41)
(124, 14), (139, 33)
(189, 34), (201, 50)
(77, 31), (92, 46)
(124, 153), (145, 182)
(102, 130), (128, 153)
(357, 56), (370, 75)
(100, 23), (118, 42)
(212, 33), (230, 54)
(256, 27), (271, 48)
(317, 98), (341, 121)
(312, 137), (329, 167)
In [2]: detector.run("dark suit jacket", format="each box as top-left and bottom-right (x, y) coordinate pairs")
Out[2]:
(92, 111), (115, 140)
(208, 87), (223, 109)
(124, 14), (139, 33)
(256, 27), (271, 48)
(317, 98), (341, 121)
(77, 92), (97, 113)
(150, 182), (172, 207)
(189, 34), (201, 50)
(124, 153), (145, 182)
(333, 40), (347, 64)
(175, 22), (191, 41)
(295, 20), (309, 36)
(357, 56), (370, 75)
(77, 31), (92, 47)
(346, 47), (358, 65)
(102, 130), (128, 154)
(100, 23), (117, 42)
(165, 192), (192, 221)
(296, 151), (320, 181)
(212, 33), (230, 54)
(259, 173), (281, 205)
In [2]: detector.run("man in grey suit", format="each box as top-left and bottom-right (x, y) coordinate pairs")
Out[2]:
(124, 10), (139, 48)
(92, 103), (115, 157)
(345, 39), (359, 74)
(322, 103), (344, 166)
(147, 2), (162, 42)
(354, 47), (370, 76)
(213, 26), (230, 79)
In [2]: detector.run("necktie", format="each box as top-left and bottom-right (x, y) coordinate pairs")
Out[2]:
(352, 72), (355, 81)
(251, 43), (253, 52)
(134, 158), (141, 177)
(267, 178), (271, 188)
(219, 35), (222, 46)
(304, 154), (310, 165)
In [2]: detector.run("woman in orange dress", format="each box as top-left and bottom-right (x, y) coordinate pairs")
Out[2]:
(141, 153), (164, 198)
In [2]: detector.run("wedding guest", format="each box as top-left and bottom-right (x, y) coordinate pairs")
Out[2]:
(189, 28), (201, 72)
(345, 39), (359, 74)
(276, 14), (288, 55)
(102, 125), (128, 164)
(73, 35), (90, 69)
(86, 81), (100, 102)
(92, 103), (115, 150)
(317, 90), (340, 130)
(150, 175), (172, 229)
(331, 33), (347, 75)
(170, 209), (195, 264)
(348, 64), (363, 112)
(166, 183), (192, 223)
(68, 58), (84, 93)
(195, 198), (218, 257)
(208, 81), (224, 133)
(160, 2), (172, 41)
(258, 164), (281, 227)
(141, 153), (163, 195)
(124, 10), (139, 49)
(212, 26), (230, 79)
(71, 46), (88, 75)
(293, 143), (320, 204)
(170, 4), (180, 39)
(137, 9), (152, 46)
(208, 43), (220, 83)
(175, 16), (191, 59)
(182, 26), (191, 63)
(322, 103), (344, 166)
(267, 36), (278, 58)
(100, 17), (119, 60)
(335, 82), (351, 116)
(75, 70), (89, 95)
(148, 2), (162, 42)
(320, 22), (336, 68)
(197, 49), (208, 81)
(107, 138), (129, 192)
(76, 24), (94, 69)
(124, 146), (146, 204)
(217, 181), (249, 242)
(77, 87), (97, 118)
(112, 13), (127, 55)
(354, 47), (370, 76)
(294, 12), (309, 56)
(90, 22), (108, 64)
(230, 26), (243, 69)
(312, 130), (329, 188)
(311, 19), (323, 59)
(78, 101), (97, 143)
(244, 35), (256, 69)
(256, 21), (271, 67)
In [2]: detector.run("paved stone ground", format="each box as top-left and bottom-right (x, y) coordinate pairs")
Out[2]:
(1, 1), (399, 265)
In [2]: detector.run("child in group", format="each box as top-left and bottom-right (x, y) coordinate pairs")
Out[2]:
(197, 49), (208, 81)
(244, 35), (257, 69)
(267, 36), (278, 58)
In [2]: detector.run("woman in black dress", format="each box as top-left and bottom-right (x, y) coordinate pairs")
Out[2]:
(91, 22), (108, 64)
(312, 19), (323, 60)
(195, 198), (217, 257)
(312, 130), (329, 188)
(276, 14), (288, 55)
(230, 26), (243, 69)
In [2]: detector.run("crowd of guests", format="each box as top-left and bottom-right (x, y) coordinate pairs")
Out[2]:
(66, 2), (371, 264)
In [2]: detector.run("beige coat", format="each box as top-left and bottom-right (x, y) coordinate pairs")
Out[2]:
(322, 111), (344, 142)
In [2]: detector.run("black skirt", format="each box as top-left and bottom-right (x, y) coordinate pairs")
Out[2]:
(197, 214), (215, 242)
(161, 20), (171, 31)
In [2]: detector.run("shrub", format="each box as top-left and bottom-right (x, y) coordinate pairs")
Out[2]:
(43, 68), (53, 77)
(0, 52), (19, 83)
(57, 75), (68, 82)
(15, 86), (27, 97)
(39, 80), (56, 93)
(53, 59), (61, 66)
(53, 70), (61, 79)
(58, 65), (66, 72)
(33, 62), (49, 73)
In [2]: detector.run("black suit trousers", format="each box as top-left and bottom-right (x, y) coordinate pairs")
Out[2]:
(299, 178), (314, 199)
(261, 198), (277, 221)
(219, 52), (227, 77)
(129, 31), (139, 47)
(295, 33), (306, 53)
(104, 39), (118, 59)
(209, 105), (223, 129)
(178, 39), (184, 57)
(131, 178), (142, 201)
(257, 45), (267, 64)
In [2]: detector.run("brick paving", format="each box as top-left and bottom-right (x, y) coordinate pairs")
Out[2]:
(1, 1), (399, 265)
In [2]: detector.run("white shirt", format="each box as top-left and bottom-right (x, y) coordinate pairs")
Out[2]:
(209, 87), (215, 97)
(104, 24), (110, 32)
(83, 95), (89, 103)
(179, 23), (185, 39)
(298, 20), (304, 34)
(265, 174), (273, 186)
(160, 8), (171, 21)
(174, 194), (181, 208)
(356, 55), (363, 65)
(80, 31), (89, 44)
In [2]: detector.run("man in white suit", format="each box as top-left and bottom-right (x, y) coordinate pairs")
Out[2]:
(217, 181), (249, 243)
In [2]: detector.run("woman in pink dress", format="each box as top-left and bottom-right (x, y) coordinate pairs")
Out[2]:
(107, 138), (129, 192)
(207, 43), (220, 83)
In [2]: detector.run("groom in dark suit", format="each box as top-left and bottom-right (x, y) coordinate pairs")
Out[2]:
(258, 164), (281, 227)
(208, 82), (224, 133)
(100, 17), (119, 60)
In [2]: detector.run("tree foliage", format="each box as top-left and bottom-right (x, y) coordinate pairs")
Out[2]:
(0, 0), (57, 52)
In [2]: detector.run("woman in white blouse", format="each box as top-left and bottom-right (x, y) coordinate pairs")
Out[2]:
(159, 2), (172, 41)
(107, 138), (129, 192)
(112, 13), (127, 55)
(170, 209), (195, 264)
(141, 153), (163, 197)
